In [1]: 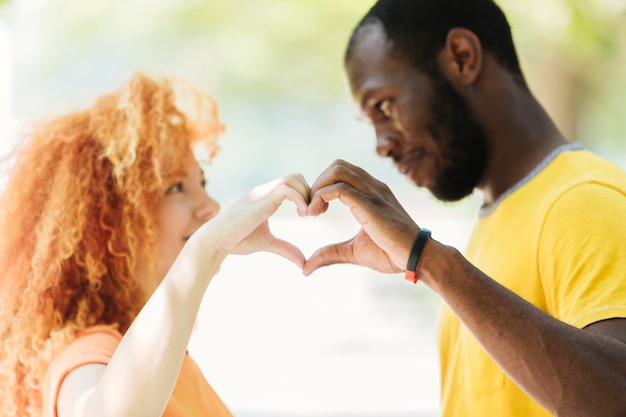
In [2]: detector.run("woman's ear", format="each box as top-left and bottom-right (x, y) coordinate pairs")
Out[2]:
(437, 28), (482, 87)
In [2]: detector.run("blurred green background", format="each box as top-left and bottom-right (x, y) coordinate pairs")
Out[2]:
(2, 0), (625, 203)
(0, 1), (624, 416)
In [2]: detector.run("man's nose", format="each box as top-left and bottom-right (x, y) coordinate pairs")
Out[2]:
(375, 132), (399, 158)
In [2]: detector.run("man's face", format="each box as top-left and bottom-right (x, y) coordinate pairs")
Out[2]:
(345, 23), (489, 202)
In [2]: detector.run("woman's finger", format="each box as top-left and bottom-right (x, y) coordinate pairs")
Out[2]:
(265, 237), (306, 269)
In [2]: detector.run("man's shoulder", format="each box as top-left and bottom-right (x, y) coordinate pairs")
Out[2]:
(550, 149), (626, 189)
(538, 150), (626, 222)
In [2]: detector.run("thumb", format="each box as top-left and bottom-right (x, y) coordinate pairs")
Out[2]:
(265, 237), (306, 269)
(303, 241), (353, 276)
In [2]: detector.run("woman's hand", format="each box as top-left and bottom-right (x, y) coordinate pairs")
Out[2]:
(199, 173), (310, 268)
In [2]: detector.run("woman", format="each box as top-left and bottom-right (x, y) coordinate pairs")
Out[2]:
(0, 72), (309, 417)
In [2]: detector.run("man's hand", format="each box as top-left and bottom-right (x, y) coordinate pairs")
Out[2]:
(304, 159), (420, 276)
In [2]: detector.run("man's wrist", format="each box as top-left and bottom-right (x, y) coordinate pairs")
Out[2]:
(404, 228), (432, 284)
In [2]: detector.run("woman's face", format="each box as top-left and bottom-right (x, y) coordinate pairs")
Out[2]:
(154, 155), (220, 283)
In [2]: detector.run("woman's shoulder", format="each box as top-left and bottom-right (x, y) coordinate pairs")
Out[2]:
(42, 325), (124, 417)
(47, 324), (123, 378)
(75, 324), (123, 341)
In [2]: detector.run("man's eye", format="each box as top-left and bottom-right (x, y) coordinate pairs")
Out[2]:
(165, 182), (183, 194)
(376, 99), (392, 117)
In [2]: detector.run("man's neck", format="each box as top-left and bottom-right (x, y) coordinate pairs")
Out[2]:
(477, 89), (568, 206)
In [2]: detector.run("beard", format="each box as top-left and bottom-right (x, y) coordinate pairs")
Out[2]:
(425, 69), (489, 202)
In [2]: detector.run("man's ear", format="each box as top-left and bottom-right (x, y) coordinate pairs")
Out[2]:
(437, 28), (482, 87)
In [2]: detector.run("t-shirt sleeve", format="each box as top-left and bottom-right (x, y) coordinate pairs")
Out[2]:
(539, 182), (626, 328)
(42, 326), (122, 417)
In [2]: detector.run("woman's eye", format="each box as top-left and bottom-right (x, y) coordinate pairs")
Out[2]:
(165, 182), (183, 194)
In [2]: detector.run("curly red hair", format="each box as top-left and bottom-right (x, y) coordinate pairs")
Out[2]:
(0, 72), (224, 416)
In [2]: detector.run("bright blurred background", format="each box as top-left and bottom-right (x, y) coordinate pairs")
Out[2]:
(1, 1), (625, 416)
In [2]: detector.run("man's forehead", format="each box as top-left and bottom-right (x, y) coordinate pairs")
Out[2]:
(346, 28), (418, 104)
(349, 22), (390, 64)
(346, 24), (391, 90)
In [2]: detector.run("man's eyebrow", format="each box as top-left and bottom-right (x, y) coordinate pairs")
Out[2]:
(359, 88), (376, 111)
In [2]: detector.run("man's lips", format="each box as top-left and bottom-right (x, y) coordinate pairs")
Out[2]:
(398, 161), (414, 176)
(396, 151), (425, 178)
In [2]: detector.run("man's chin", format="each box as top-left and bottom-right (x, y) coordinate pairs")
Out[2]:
(429, 184), (474, 203)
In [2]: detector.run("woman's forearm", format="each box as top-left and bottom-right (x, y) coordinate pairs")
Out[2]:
(84, 234), (226, 417)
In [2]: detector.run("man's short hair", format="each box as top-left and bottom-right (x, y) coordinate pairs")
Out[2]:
(346, 0), (526, 86)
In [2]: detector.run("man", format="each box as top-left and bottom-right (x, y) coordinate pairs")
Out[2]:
(303, 0), (626, 415)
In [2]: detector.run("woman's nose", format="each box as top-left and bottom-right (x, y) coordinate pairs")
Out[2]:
(194, 191), (220, 222)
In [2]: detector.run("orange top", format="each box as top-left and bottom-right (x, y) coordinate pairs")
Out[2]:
(43, 325), (233, 417)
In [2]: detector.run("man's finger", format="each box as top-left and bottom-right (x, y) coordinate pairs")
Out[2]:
(303, 242), (354, 276)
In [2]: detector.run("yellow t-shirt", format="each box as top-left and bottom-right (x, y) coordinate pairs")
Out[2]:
(438, 149), (626, 416)
(43, 325), (233, 417)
